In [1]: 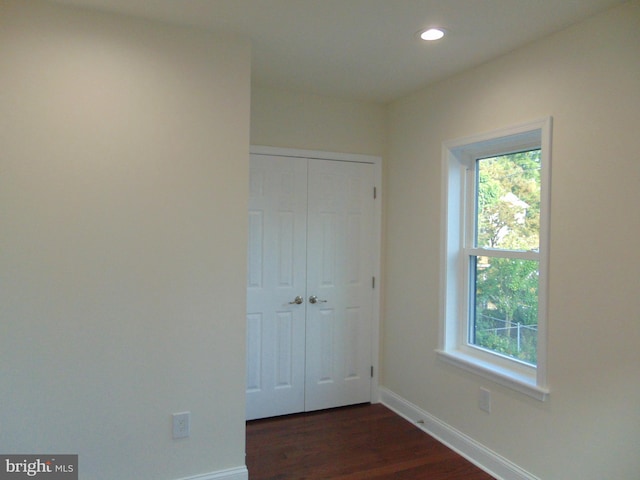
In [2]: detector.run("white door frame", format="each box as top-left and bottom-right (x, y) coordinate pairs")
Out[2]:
(250, 145), (382, 405)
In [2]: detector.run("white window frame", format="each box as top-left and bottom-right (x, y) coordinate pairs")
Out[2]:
(437, 118), (552, 401)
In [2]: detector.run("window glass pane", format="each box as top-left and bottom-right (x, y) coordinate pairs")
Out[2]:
(476, 150), (541, 250)
(471, 256), (539, 365)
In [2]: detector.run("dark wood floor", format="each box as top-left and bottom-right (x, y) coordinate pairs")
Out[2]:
(246, 403), (495, 480)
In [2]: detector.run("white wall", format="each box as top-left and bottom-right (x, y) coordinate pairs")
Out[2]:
(0, 1), (251, 479)
(251, 86), (386, 156)
(383, 1), (640, 479)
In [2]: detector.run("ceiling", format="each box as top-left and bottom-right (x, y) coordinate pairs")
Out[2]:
(50, 0), (626, 103)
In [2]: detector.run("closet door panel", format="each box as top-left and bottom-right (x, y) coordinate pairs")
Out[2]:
(305, 160), (374, 412)
(246, 155), (307, 420)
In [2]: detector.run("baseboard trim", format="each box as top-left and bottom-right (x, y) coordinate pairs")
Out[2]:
(176, 466), (248, 480)
(379, 387), (539, 480)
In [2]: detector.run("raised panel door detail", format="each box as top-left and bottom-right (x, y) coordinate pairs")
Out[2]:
(246, 313), (263, 392)
(247, 211), (263, 289)
(346, 213), (362, 285)
(277, 212), (295, 287)
(320, 213), (336, 287)
(249, 169), (265, 198)
(344, 307), (361, 380)
(275, 311), (294, 388)
(317, 308), (335, 383)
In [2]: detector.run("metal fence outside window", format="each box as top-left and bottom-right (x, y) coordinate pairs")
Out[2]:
(476, 313), (538, 354)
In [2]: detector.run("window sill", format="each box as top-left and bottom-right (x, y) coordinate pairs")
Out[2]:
(435, 349), (549, 401)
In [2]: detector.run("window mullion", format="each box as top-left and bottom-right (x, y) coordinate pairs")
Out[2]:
(463, 166), (477, 250)
(467, 247), (539, 262)
(462, 166), (477, 349)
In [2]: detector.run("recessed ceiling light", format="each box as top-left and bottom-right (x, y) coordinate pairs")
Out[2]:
(420, 28), (446, 41)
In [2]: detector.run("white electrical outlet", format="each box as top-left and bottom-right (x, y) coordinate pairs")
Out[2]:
(479, 388), (491, 414)
(172, 411), (191, 439)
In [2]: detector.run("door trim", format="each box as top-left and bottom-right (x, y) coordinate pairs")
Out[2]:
(250, 145), (382, 405)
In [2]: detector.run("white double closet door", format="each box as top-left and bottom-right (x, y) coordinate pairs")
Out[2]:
(246, 152), (376, 420)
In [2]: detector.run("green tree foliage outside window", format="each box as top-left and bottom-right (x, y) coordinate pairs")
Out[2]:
(472, 150), (541, 365)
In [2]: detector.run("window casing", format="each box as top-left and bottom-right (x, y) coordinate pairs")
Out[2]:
(438, 118), (551, 401)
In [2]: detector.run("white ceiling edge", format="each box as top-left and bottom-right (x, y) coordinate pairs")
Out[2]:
(46, 0), (629, 103)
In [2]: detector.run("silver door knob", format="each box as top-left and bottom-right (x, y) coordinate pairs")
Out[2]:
(309, 295), (327, 304)
(289, 296), (304, 305)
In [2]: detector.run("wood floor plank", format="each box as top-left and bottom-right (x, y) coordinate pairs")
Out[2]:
(246, 403), (495, 480)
